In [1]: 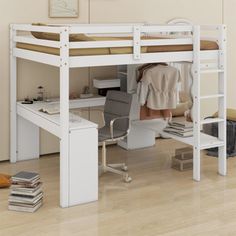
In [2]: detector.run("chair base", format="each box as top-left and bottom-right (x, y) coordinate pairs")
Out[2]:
(100, 141), (132, 183)
(109, 163), (128, 171)
(99, 163), (132, 183)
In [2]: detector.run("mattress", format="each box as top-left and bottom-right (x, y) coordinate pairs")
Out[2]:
(17, 39), (218, 56)
(16, 29), (219, 56)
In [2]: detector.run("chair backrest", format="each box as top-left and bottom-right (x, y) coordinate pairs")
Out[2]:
(104, 90), (132, 132)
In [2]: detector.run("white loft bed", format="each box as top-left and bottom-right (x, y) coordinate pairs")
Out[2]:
(10, 23), (227, 208)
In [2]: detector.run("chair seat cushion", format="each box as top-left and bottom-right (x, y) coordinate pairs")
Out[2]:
(98, 126), (127, 142)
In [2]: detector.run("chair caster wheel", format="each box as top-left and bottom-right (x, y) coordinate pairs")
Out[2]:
(124, 175), (132, 183)
(122, 165), (128, 171)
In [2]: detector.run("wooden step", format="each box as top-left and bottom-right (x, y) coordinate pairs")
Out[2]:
(201, 69), (224, 74)
(200, 94), (224, 99)
(160, 132), (225, 150)
(201, 118), (225, 125)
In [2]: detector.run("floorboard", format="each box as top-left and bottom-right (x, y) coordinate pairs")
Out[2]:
(0, 139), (236, 236)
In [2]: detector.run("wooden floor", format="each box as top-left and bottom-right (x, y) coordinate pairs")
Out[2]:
(1, 139), (236, 236)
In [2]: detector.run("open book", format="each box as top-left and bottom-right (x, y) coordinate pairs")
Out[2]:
(38, 104), (82, 123)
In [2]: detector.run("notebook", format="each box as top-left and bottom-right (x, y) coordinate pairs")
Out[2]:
(12, 171), (39, 182)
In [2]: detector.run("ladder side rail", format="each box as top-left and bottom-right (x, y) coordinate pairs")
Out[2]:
(218, 25), (227, 176)
(10, 25), (17, 163)
(192, 25), (201, 181)
(59, 27), (70, 207)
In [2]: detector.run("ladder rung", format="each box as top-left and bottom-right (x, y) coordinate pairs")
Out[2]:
(200, 133), (225, 150)
(200, 94), (224, 99)
(201, 141), (225, 150)
(201, 118), (224, 125)
(201, 69), (224, 74)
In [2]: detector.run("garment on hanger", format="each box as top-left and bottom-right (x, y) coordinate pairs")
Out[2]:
(127, 63), (168, 93)
(137, 63), (168, 83)
(127, 64), (140, 94)
(170, 62), (193, 102)
(140, 105), (172, 120)
(137, 64), (181, 110)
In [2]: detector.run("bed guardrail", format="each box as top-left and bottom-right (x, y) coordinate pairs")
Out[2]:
(70, 24), (194, 60)
(10, 23), (224, 67)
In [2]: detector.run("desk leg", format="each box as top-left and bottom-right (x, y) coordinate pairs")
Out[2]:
(63, 127), (98, 207)
(10, 25), (17, 163)
(17, 116), (40, 161)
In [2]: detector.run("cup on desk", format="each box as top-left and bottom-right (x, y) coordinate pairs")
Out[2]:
(70, 110), (82, 123)
(44, 92), (52, 102)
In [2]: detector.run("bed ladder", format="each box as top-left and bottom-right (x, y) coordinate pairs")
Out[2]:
(192, 25), (227, 181)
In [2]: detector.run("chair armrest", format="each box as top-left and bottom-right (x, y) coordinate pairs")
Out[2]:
(110, 116), (130, 140)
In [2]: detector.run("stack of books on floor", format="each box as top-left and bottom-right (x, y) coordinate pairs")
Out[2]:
(164, 120), (193, 137)
(8, 171), (43, 213)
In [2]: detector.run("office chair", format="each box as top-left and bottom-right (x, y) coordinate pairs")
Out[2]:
(98, 90), (132, 183)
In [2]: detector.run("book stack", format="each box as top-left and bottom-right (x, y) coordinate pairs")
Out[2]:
(164, 120), (193, 137)
(8, 171), (43, 213)
(172, 147), (193, 171)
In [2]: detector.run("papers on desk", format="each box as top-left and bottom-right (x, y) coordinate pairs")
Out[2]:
(39, 104), (60, 115)
(38, 103), (82, 123)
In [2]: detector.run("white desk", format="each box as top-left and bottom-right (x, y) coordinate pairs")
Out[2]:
(16, 98), (105, 207)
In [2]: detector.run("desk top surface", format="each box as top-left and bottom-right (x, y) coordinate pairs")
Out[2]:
(17, 101), (98, 130)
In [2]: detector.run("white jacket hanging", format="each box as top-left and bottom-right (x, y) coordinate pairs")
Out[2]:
(137, 65), (181, 110)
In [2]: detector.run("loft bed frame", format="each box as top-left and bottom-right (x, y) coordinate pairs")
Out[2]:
(10, 23), (227, 208)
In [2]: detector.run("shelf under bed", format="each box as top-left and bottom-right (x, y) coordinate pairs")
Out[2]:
(133, 117), (225, 150)
(160, 131), (224, 150)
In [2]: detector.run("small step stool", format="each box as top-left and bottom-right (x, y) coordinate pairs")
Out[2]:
(171, 147), (193, 171)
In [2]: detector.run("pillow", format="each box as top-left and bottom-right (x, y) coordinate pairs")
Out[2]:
(214, 109), (236, 122)
(172, 101), (192, 117)
(31, 23), (94, 42)
(90, 36), (148, 54)
(179, 91), (190, 103)
(0, 174), (11, 188)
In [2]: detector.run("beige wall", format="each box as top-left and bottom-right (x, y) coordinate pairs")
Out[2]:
(1, 0), (234, 161)
(224, 0), (236, 109)
(0, 0), (90, 161)
(90, 0), (222, 24)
